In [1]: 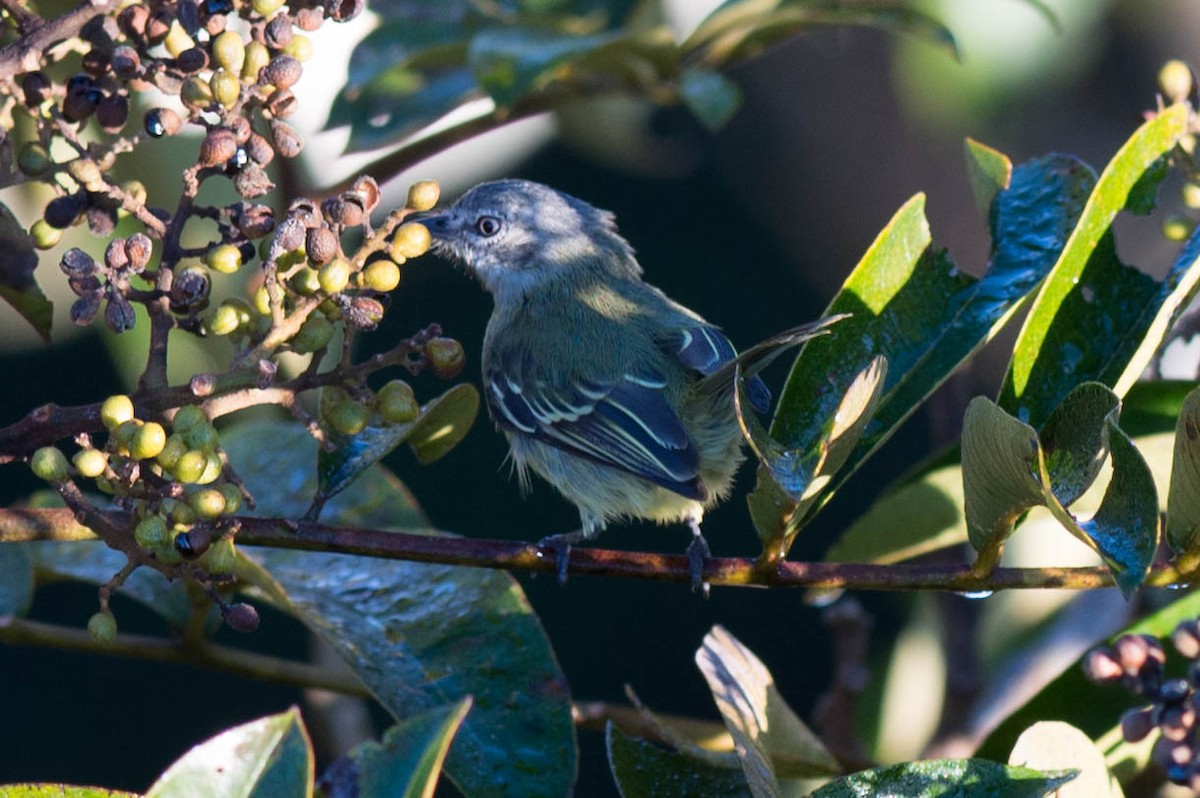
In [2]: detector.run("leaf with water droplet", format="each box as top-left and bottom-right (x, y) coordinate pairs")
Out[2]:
(809, 758), (1075, 797)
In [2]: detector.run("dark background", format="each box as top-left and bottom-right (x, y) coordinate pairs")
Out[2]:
(0, 3), (1195, 794)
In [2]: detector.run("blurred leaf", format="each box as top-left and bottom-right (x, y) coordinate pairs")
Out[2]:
(978, 589), (1200, 763)
(824, 463), (965, 565)
(809, 759), (1074, 797)
(315, 383), (478, 508)
(0, 283), (53, 345)
(228, 421), (576, 798)
(607, 723), (752, 798)
(0, 544), (33, 617)
(146, 707), (313, 798)
(999, 104), (1191, 427)
(344, 19), (470, 92)
(331, 66), (481, 153)
(1008, 721), (1119, 798)
(1167, 386), (1200, 557)
(469, 27), (622, 108)
(322, 699), (471, 798)
(0, 200), (51, 342)
(964, 137), (1012, 216)
(684, 1), (958, 67)
(0, 787), (137, 797)
(25, 540), (192, 627)
(962, 388), (1158, 595)
(1121, 380), (1195, 436)
(695, 626), (839, 795)
(679, 67), (742, 130)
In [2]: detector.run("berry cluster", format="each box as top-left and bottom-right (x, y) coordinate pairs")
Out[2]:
(1083, 621), (1200, 790)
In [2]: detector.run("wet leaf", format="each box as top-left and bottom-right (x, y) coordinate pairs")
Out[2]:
(607, 723), (751, 798)
(146, 707), (313, 798)
(809, 758), (1074, 797)
(228, 421), (576, 798)
(1000, 104), (1191, 427)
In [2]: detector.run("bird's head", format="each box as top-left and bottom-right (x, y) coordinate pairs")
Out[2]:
(416, 179), (639, 301)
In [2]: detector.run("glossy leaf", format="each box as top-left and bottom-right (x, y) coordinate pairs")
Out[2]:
(323, 699), (471, 798)
(228, 421), (575, 798)
(146, 707), (313, 798)
(679, 67), (742, 130)
(1008, 722), (1119, 798)
(964, 137), (1012, 216)
(977, 589), (1200, 762)
(607, 723), (751, 798)
(0, 544), (33, 617)
(809, 758), (1074, 797)
(0, 787), (137, 797)
(1167, 386), (1200, 556)
(962, 388), (1158, 594)
(315, 383), (479, 509)
(999, 104), (1191, 426)
(684, 1), (958, 68)
(695, 625), (838, 796)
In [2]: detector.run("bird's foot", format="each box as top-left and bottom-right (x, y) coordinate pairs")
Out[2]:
(686, 522), (712, 598)
(538, 529), (591, 585)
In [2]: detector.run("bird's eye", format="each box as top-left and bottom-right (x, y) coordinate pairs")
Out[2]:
(475, 216), (501, 237)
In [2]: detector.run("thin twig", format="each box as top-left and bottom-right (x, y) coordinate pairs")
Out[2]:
(0, 0), (119, 79)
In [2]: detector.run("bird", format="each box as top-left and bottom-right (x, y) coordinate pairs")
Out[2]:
(416, 179), (841, 592)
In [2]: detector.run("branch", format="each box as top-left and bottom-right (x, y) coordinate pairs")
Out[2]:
(1, 507), (1173, 591)
(0, 0), (119, 79)
(0, 616), (369, 695)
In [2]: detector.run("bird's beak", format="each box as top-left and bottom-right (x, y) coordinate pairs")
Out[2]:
(405, 209), (446, 237)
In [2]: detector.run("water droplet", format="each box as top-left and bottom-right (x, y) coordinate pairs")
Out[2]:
(805, 588), (844, 607)
(1166, 582), (1192, 590)
(956, 590), (994, 600)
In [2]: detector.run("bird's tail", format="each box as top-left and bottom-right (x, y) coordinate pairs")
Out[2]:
(695, 314), (850, 406)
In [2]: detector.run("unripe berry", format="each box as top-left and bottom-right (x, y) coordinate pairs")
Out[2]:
(1159, 60), (1194, 104)
(406, 181), (440, 211)
(173, 449), (208, 483)
(181, 75), (214, 109)
(211, 69), (241, 108)
(163, 20), (195, 58)
(183, 421), (219, 451)
(205, 243), (243, 274)
(134, 515), (170, 547)
(318, 258), (351, 294)
(129, 421), (167, 460)
(204, 536), (238, 574)
(172, 404), (208, 433)
(87, 610), (118, 644)
(392, 223), (431, 259)
(425, 337), (466, 379)
(31, 446), (70, 482)
(241, 41), (270, 82)
(378, 380), (419, 424)
(363, 259), (401, 292)
(211, 30), (246, 73)
(206, 303), (242, 336)
(291, 314), (334, 353)
(252, 0), (286, 16)
(327, 400), (370, 436)
(17, 143), (51, 176)
(290, 267), (321, 295)
(189, 487), (227, 519)
(218, 483), (243, 514)
(101, 395), (135, 431)
(169, 500), (196, 526)
(283, 34), (312, 61)
(157, 434), (188, 470)
(30, 220), (63, 249)
(73, 448), (108, 478)
(197, 451), (223, 484)
(1164, 214), (1193, 242)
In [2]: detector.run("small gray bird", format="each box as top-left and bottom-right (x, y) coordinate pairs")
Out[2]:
(419, 180), (839, 590)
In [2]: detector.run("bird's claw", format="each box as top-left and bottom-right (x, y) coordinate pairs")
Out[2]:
(686, 534), (712, 598)
(538, 533), (577, 585)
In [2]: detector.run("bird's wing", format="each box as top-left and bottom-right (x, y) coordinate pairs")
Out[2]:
(485, 352), (706, 500)
(657, 324), (771, 413)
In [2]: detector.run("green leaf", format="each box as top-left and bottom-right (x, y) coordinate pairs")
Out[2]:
(606, 723), (752, 798)
(324, 699), (471, 798)
(1167, 386), (1200, 557)
(684, 1), (958, 68)
(977, 589), (1200, 763)
(1008, 722), (1119, 797)
(0, 202), (51, 343)
(679, 67), (742, 130)
(809, 758), (1075, 798)
(999, 104), (1191, 426)
(964, 137), (1012, 217)
(146, 707), (313, 798)
(962, 388), (1159, 594)
(694, 625), (839, 795)
(0, 786), (138, 797)
(0, 283), (53, 345)
(0, 544), (33, 617)
(315, 383), (479, 509)
(227, 421), (576, 798)
(331, 66), (480, 153)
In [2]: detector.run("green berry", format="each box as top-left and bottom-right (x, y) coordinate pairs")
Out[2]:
(169, 500), (197, 526)
(291, 314), (334, 353)
(1184, 182), (1200, 210)
(424, 337), (466, 379)
(101, 394), (135, 431)
(172, 405), (208, 433)
(30, 219), (63, 249)
(129, 421), (167, 460)
(183, 422), (219, 451)
(173, 449), (208, 483)
(203, 537), (238, 574)
(205, 243), (243, 274)
(156, 434), (188, 470)
(378, 380), (419, 424)
(363, 259), (401, 292)
(73, 448), (108, 478)
(1159, 59), (1194, 103)
(17, 143), (51, 177)
(284, 34), (312, 61)
(30, 446), (70, 482)
(113, 419), (142, 450)
(87, 610), (118, 644)
(218, 483), (243, 514)
(289, 266), (321, 295)
(318, 258), (351, 295)
(252, 0), (286, 17)
(155, 541), (183, 566)
(242, 41), (271, 82)
(391, 223), (430, 259)
(406, 181), (440, 212)
(205, 303), (242, 336)
(211, 31), (246, 73)
(180, 75), (213, 109)
(211, 69), (241, 108)
(163, 19), (194, 58)
(134, 515), (169, 547)
(197, 451), (223, 485)
(1164, 214), (1193, 242)
(188, 487), (227, 519)
(327, 401), (370, 436)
